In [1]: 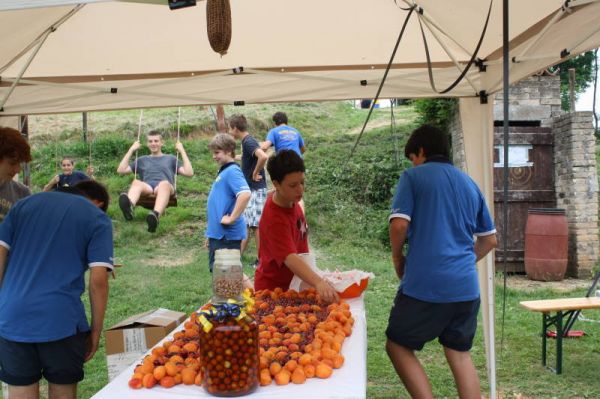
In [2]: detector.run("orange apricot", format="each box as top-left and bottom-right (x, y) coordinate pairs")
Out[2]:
(153, 366), (166, 381)
(165, 362), (178, 377)
(142, 374), (157, 389)
(274, 370), (291, 385)
(139, 361), (154, 375)
(183, 342), (199, 353)
(322, 358), (334, 368)
(259, 369), (273, 386)
(299, 353), (313, 366)
(169, 355), (185, 364)
(128, 378), (142, 389)
(194, 371), (203, 385)
(167, 344), (181, 354)
(291, 367), (306, 384)
(333, 354), (345, 369)
(304, 364), (316, 378)
(285, 359), (298, 372)
(181, 368), (197, 385)
(269, 361), (282, 376)
(316, 363), (333, 379)
(159, 376), (175, 388)
(174, 373), (182, 385)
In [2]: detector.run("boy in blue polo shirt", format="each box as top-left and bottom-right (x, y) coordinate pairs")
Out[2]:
(205, 133), (251, 271)
(0, 180), (113, 399)
(261, 112), (306, 156)
(385, 125), (497, 399)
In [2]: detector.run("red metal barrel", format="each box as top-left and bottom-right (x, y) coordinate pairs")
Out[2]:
(524, 208), (568, 281)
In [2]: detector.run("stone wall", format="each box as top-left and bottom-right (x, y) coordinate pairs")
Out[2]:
(493, 74), (562, 126)
(553, 112), (599, 278)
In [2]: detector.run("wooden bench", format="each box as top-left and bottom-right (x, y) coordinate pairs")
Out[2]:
(520, 297), (600, 374)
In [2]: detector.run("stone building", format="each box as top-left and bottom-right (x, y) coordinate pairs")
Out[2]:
(451, 73), (598, 278)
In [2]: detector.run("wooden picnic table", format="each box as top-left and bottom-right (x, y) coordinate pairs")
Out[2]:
(520, 297), (600, 374)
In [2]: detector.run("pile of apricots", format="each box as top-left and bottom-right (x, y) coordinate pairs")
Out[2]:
(128, 287), (354, 390)
(128, 313), (203, 389)
(254, 287), (354, 386)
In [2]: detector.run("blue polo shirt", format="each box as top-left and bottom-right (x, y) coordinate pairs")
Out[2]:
(58, 171), (90, 189)
(205, 163), (251, 240)
(0, 192), (113, 342)
(389, 158), (495, 303)
(266, 125), (305, 156)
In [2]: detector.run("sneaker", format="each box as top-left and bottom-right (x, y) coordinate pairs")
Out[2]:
(146, 211), (159, 233)
(118, 193), (134, 221)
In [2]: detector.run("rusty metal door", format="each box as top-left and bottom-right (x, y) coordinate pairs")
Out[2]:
(493, 126), (555, 272)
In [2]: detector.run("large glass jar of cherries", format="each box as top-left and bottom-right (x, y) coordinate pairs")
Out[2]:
(197, 300), (258, 396)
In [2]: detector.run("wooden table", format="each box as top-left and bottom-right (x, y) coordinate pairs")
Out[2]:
(520, 297), (600, 374)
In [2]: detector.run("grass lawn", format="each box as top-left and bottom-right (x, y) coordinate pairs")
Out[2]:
(8, 101), (600, 399)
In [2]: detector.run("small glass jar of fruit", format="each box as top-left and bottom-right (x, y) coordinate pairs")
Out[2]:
(197, 302), (259, 397)
(212, 249), (244, 303)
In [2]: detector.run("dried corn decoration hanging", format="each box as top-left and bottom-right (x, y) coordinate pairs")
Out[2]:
(206, 0), (231, 56)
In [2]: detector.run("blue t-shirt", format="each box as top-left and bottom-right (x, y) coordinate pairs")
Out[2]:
(205, 163), (251, 240)
(57, 171), (90, 189)
(0, 192), (113, 343)
(241, 135), (267, 191)
(389, 159), (495, 303)
(266, 125), (305, 156)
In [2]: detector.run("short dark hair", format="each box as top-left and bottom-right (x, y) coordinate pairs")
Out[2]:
(147, 130), (163, 139)
(73, 180), (110, 213)
(229, 114), (248, 131)
(0, 127), (31, 162)
(61, 156), (75, 165)
(272, 112), (288, 125)
(404, 124), (450, 159)
(267, 150), (305, 183)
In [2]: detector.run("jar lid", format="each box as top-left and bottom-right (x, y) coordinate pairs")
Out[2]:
(214, 248), (241, 261)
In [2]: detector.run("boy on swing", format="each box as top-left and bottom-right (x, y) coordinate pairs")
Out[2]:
(117, 130), (193, 232)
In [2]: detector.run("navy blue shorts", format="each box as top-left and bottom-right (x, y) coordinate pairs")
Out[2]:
(385, 290), (480, 352)
(0, 332), (88, 386)
(208, 238), (241, 272)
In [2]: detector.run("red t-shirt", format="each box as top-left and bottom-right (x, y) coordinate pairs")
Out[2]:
(254, 193), (309, 291)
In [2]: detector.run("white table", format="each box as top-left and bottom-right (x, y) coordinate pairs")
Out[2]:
(92, 296), (367, 399)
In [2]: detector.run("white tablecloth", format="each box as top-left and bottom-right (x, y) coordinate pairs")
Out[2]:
(92, 296), (367, 399)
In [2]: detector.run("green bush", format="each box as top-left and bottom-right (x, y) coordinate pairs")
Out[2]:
(412, 98), (457, 132)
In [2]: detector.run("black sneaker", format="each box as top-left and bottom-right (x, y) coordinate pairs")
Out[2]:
(146, 211), (159, 233)
(118, 193), (134, 221)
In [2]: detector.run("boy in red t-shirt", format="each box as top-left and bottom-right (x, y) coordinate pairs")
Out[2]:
(254, 150), (338, 303)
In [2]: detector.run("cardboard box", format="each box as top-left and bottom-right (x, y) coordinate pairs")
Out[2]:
(105, 308), (186, 380)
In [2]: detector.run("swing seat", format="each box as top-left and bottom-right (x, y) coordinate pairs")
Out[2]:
(137, 194), (178, 210)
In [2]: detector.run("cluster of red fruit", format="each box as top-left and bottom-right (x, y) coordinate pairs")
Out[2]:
(128, 314), (202, 389)
(254, 287), (354, 386)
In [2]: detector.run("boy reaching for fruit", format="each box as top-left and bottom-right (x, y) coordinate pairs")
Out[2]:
(385, 125), (497, 398)
(254, 150), (338, 303)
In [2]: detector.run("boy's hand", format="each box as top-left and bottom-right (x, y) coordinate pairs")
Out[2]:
(220, 214), (235, 225)
(175, 141), (184, 153)
(315, 279), (339, 303)
(52, 175), (60, 184)
(130, 141), (141, 152)
(252, 171), (263, 182)
(204, 238), (209, 248)
(392, 255), (405, 280)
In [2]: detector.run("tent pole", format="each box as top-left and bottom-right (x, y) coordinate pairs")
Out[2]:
(499, 3), (510, 399)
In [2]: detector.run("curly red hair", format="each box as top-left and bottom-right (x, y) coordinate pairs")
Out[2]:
(0, 127), (31, 162)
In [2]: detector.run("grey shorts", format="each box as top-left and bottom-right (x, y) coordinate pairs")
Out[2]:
(244, 188), (267, 227)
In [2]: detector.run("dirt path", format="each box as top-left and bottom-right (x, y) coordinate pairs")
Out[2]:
(499, 274), (593, 293)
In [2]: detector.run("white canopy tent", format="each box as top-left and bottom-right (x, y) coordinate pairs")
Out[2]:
(2, 1), (600, 397)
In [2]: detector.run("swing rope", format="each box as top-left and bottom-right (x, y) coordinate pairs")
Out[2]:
(174, 107), (181, 193)
(133, 109), (143, 181)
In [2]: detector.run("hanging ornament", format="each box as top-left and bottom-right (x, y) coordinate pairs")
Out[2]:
(206, 0), (231, 56)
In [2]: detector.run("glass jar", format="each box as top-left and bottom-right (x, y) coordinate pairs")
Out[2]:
(199, 309), (259, 396)
(212, 249), (243, 303)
